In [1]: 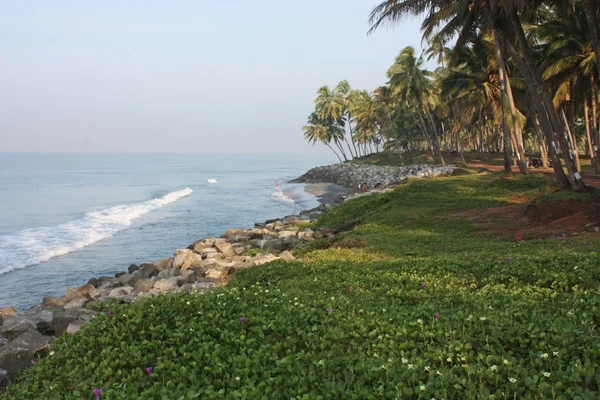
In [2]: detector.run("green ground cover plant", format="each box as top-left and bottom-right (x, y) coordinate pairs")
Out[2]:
(3, 172), (600, 399)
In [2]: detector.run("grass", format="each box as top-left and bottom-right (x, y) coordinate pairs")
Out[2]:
(3, 170), (600, 399)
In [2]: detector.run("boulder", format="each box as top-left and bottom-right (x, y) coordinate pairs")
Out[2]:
(228, 234), (250, 243)
(118, 271), (141, 287)
(0, 308), (18, 322)
(134, 279), (155, 293)
(66, 319), (86, 335)
(76, 283), (97, 298)
(108, 286), (134, 298)
(52, 309), (96, 336)
(215, 242), (236, 257)
(259, 239), (285, 251)
(172, 250), (205, 271)
(282, 237), (299, 250)
(0, 338), (8, 348)
(0, 331), (49, 378)
(0, 368), (8, 387)
(204, 269), (222, 279)
(279, 251), (296, 261)
(27, 310), (54, 335)
(154, 277), (179, 292)
(157, 268), (180, 279)
(220, 266), (235, 279)
(278, 231), (297, 238)
(193, 238), (215, 251)
(64, 298), (89, 310)
(139, 263), (158, 279)
(151, 258), (172, 271)
(252, 254), (280, 266)
(115, 271), (127, 279)
(42, 296), (64, 307)
(86, 277), (98, 287)
(127, 264), (140, 274)
(97, 277), (120, 289)
(198, 247), (218, 256)
(177, 270), (196, 285)
(0, 315), (35, 340)
(233, 246), (245, 255)
(63, 288), (84, 302)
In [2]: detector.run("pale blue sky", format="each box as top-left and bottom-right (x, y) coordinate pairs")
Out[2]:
(1, 0), (429, 154)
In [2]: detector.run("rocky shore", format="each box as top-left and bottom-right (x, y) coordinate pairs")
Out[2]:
(290, 163), (455, 189)
(0, 162), (454, 386)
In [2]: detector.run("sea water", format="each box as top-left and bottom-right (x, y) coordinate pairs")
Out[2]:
(0, 153), (334, 310)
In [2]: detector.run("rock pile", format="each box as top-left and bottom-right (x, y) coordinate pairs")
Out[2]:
(290, 163), (455, 189)
(0, 204), (335, 384)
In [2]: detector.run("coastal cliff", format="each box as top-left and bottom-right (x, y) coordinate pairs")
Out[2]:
(290, 163), (455, 189)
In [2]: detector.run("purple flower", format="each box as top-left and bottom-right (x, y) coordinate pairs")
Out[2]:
(107, 310), (114, 317)
(497, 260), (501, 264)
(145, 367), (153, 375)
(64, 342), (68, 347)
(327, 308), (333, 314)
(30, 360), (35, 365)
(348, 285), (353, 292)
(421, 283), (426, 289)
(433, 313), (439, 319)
(93, 389), (102, 400)
(507, 257), (512, 261)
(240, 317), (246, 324)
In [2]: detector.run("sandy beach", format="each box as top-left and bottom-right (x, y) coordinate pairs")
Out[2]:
(302, 183), (354, 204)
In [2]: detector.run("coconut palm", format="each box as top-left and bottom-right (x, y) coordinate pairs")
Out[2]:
(302, 113), (344, 162)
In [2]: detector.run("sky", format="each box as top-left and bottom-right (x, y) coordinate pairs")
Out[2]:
(0, 0), (430, 154)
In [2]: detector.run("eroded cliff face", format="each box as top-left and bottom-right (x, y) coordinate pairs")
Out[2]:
(290, 163), (455, 189)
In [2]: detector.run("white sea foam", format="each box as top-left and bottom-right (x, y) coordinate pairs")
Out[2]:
(272, 190), (295, 204)
(207, 178), (218, 183)
(0, 188), (193, 275)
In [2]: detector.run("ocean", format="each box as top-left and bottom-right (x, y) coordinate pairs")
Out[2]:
(0, 153), (335, 310)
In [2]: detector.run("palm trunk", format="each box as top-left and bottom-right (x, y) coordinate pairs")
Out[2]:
(583, 0), (600, 81)
(584, 96), (595, 161)
(562, 109), (581, 172)
(423, 103), (446, 165)
(500, 76), (514, 177)
(346, 113), (360, 158)
(504, 4), (584, 191)
(533, 116), (549, 168)
(326, 143), (343, 163)
(504, 73), (529, 174)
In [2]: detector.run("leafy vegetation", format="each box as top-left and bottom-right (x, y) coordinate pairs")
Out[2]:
(4, 172), (600, 399)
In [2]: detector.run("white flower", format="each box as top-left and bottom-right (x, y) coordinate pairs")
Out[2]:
(402, 358), (408, 364)
(540, 353), (548, 359)
(317, 360), (323, 366)
(436, 370), (443, 376)
(235, 376), (240, 381)
(479, 317), (487, 321)
(424, 366), (431, 371)
(420, 385), (426, 391)
(509, 377), (517, 383)
(407, 364), (414, 369)
(466, 315), (473, 321)
(553, 351), (559, 356)
(490, 365), (497, 371)
(382, 308), (386, 312)
(488, 305), (493, 310)
(331, 297), (335, 301)
(542, 371), (551, 377)
(186, 301), (190, 305)
(446, 357), (452, 362)
(49, 351), (55, 356)
(417, 319), (423, 324)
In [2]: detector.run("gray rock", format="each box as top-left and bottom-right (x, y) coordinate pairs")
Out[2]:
(118, 270), (141, 287)
(233, 246), (245, 255)
(42, 296), (64, 307)
(27, 310), (54, 335)
(64, 298), (89, 310)
(157, 268), (180, 279)
(259, 238), (284, 251)
(115, 271), (127, 279)
(177, 270), (196, 285)
(0, 315), (36, 340)
(108, 286), (134, 298)
(0, 368), (8, 387)
(134, 279), (155, 293)
(154, 277), (179, 292)
(282, 237), (299, 250)
(86, 277), (98, 287)
(139, 263), (158, 278)
(128, 264), (140, 274)
(151, 258), (172, 271)
(0, 331), (49, 378)
(0, 337), (8, 348)
(66, 319), (86, 335)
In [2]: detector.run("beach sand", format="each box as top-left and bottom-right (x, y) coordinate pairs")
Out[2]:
(303, 183), (354, 204)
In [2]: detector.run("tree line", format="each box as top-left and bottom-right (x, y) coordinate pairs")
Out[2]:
(303, 1), (599, 192)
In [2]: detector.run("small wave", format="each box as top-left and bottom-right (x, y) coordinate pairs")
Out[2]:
(271, 190), (295, 204)
(207, 178), (218, 183)
(0, 188), (193, 275)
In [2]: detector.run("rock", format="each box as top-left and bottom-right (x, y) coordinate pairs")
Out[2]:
(314, 231), (324, 239)
(0, 331), (49, 378)
(139, 263), (158, 279)
(233, 246), (245, 255)
(215, 242), (236, 257)
(128, 264), (140, 274)
(134, 279), (155, 293)
(108, 286), (134, 298)
(154, 277), (179, 292)
(584, 222), (599, 232)
(118, 271), (141, 287)
(252, 254), (280, 266)
(0, 338), (8, 348)
(157, 268), (180, 279)
(151, 258), (172, 271)
(204, 269), (222, 279)
(97, 276), (120, 288)
(228, 234), (250, 243)
(0, 315), (35, 340)
(76, 284), (96, 298)
(27, 311), (54, 335)
(0, 307), (18, 322)
(52, 310), (84, 336)
(193, 238), (215, 252)
(66, 319), (86, 335)
(86, 277), (98, 287)
(282, 237), (299, 250)
(42, 296), (64, 307)
(177, 270), (196, 285)
(115, 271), (127, 279)
(0, 368), (8, 387)
(220, 266), (235, 279)
(64, 298), (89, 310)
(258, 239), (285, 251)
(278, 231), (297, 238)
(213, 238), (228, 244)
(279, 251), (296, 261)
(63, 288), (84, 301)
(198, 247), (218, 256)
(172, 250), (205, 270)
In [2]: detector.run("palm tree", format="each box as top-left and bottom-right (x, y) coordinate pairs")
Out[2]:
(387, 46), (446, 165)
(335, 80), (359, 158)
(353, 90), (381, 154)
(302, 113), (344, 162)
(314, 86), (351, 161)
